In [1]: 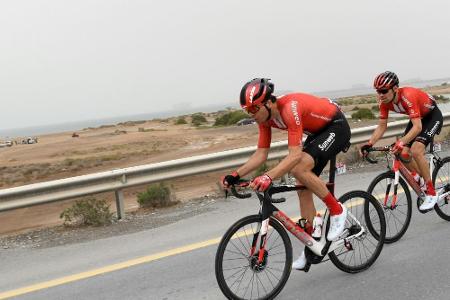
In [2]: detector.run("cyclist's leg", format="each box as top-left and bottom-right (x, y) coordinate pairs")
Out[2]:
(401, 121), (421, 173)
(411, 142), (429, 181)
(292, 160), (318, 270)
(413, 108), (443, 210)
(401, 146), (421, 173)
(292, 160), (315, 270)
(293, 112), (351, 240)
(412, 108), (443, 183)
(291, 154), (331, 198)
(293, 192), (313, 269)
(297, 188), (315, 227)
(295, 134), (317, 226)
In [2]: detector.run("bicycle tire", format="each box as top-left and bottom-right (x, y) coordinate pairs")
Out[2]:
(367, 171), (412, 243)
(329, 190), (386, 273)
(432, 156), (450, 221)
(215, 215), (293, 300)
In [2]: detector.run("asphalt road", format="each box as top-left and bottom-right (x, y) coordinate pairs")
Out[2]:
(1, 166), (449, 300)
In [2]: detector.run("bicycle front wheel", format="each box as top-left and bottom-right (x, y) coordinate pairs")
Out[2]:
(367, 171), (412, 243)
(433, 156), (450, 221)
(215, 215), (292, 300)
(329, 190), (386, 273)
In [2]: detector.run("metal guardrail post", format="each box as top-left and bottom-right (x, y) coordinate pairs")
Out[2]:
(114, 190), (125, 219)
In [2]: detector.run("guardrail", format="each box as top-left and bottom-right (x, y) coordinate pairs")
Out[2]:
(1, 114), (450, 216)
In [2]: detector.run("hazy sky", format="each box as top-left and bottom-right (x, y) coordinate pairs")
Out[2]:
(1, 0), (450, 129)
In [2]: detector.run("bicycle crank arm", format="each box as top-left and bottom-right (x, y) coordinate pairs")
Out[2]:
(327, 212), (366, 253)
(438, 190), (450, 202)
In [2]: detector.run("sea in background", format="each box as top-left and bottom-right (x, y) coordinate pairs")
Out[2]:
(0, 103), (229, 139)
(1, 77), (449, 139)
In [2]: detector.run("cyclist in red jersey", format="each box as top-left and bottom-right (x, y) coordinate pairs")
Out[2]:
(222, 78), (351, 271)
(360, 71), (443, 211)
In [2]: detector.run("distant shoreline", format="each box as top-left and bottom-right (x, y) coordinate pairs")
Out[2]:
(2, 77), (449, 139)
(0, 105), (229, 139)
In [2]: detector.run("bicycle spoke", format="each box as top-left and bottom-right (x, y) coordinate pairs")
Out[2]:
(226, 266), (249, 282)
(368, 172), (411, 242)
(229, 239), (249, 258)
(217, 216), (291, 299)
(230, 266), (249, 292)
(433, 158), (450, 221)
(243, 271), (254, 299)
(329, 191), (385, 272)
(225, 246), (249, 258)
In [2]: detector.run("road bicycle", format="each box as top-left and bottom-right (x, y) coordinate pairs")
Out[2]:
(364, 142), (450, 244)
(214, 157), (386, 300)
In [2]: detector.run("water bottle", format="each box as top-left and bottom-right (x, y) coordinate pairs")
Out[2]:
(312, 213), (323, 240)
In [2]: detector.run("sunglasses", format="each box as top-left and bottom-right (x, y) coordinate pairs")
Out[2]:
(246, 105), (261, 114)
(376, 88), (390, 95)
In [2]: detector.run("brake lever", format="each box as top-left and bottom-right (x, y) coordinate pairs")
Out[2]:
(230, 184), (252, 199)
(363, 148), (378, 164)
(271, 197), (286, 203)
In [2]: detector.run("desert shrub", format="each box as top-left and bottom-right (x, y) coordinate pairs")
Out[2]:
(101, 153), (124, 161)
(60, 197), (113, 226)
(191, 113), (207, 126)
(362, 96), (377, 103)
(63, 158), (82, 167)
(337, 99), (351, 106)
(351, 108), (375, 120)
(371, 105), (380, 111)
(99, 124), (115, 129)
(137, 183), (176, 208)
(113, 129), (127, 135)
(118, 120), (146, 126)
(214, 111), (249, 126)
(337, 95), (377, 106)
(175, 117), (187, 125)
(433, 94), (450, 103)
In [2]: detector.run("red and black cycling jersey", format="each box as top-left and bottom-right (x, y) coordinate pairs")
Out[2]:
(257, 93), (340, 148)
(379, 87), (436, 119)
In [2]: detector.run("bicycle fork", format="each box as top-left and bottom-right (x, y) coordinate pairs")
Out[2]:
(249, 196), (276, 266)
(385, 160), (425, 208)
(383, 161), (402, 208)
(249, 218), (269, 264)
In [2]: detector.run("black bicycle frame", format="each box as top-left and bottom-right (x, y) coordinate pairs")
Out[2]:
(250, 156), (338, 262)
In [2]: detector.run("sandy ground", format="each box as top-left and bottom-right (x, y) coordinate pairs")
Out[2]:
(1, 85), (449, 236)
(0, 115), (291, 235)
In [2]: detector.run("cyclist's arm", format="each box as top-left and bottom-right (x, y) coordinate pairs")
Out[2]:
(399, 117), (422, 144)
(369, 118), (388, 145)
(265, 146), (302, 180)
(236, 148), (269, 177)
(264, 104), (304, 179)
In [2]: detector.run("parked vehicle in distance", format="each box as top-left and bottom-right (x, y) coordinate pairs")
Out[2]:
(21, 137), (38, 144)
(236, 118), (256, 126)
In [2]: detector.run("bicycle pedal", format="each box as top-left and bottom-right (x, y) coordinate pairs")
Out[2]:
(301, 262), (311, 273)
(344, 239), (353, 251)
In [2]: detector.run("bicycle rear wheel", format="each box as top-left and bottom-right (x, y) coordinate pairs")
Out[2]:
(367, 171), (412, 243)
(215, 215), (292, 300)
(432, 156), (450, 221)
(329, 190), (386, 273)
